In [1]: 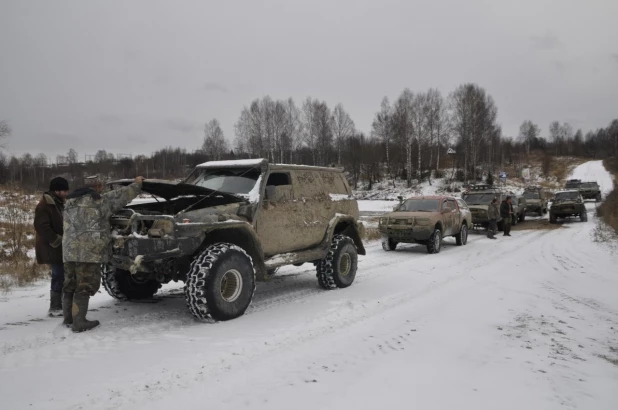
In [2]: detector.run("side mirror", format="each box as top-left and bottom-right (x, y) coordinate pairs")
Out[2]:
(397, 195), (404, 204)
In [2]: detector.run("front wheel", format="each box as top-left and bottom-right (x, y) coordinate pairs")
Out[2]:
(596, 193), (602, 202)
(101, 265), (161, 300)
(580, 212), (588, 222)
(426, 229), (442, 254)
(455, 224), (468, 246)
(549, 213), (557, 224)
(185, 243), (256, 321)
(317, 235), (358, 290)
(519, 211), (526, 223)
(381, 237), (398, 251)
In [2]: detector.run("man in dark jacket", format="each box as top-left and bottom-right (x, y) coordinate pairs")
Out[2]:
(500, 196), (513, 236)
(487, 198), (499, 239)
(63, 176), (143, 332)
(34, 177), (70, 317)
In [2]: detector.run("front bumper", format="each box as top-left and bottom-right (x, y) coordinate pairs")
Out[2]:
(550, 205), (583, 216)
(111, 236), (202, 272)
(379, 225), (432, 241)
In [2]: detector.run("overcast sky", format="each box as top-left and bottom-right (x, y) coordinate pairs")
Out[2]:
(1, 0), (617, 161)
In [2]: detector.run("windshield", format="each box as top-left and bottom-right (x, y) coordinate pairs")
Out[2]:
(398, 199), (440, 212)
(565, 182), (580, 188)
(580, 183), (598, 189)
(461, 193), (495, 205)
(185, 168), (261, 194)
(555, 191), (579, 201)
(523, 192), (540, 199)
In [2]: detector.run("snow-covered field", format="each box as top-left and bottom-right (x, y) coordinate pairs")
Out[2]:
(1, 162), (617, 410)
(568, 160), (615, 197)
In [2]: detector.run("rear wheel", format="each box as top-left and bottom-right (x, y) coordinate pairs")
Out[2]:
(317, 235), (358, 290)
(381, 237), (398, 251)
(580, 211), (588, 222)
(455, 224), (468, 246)
(185, 243), (256, 321)
(426, 229), (442, 254)
(101, 265), (161, 300)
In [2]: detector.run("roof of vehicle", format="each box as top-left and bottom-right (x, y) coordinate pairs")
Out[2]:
(197, 158), (344, 173)
(555, 189), (581, 194)
(403, 195), (457, 201)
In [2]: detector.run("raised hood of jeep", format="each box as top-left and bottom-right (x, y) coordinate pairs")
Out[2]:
(109, 179), (244, 203)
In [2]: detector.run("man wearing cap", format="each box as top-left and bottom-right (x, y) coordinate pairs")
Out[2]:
(62, 175), (144, 332)
(34, 177), (70, 317)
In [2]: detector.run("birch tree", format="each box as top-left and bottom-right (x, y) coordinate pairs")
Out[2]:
(371, 97), (393, 176)
(330, 103), (355, 165)
(203, 118), (228, 161)
(519, 120), (540, 156)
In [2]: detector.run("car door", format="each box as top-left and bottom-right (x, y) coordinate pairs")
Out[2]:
(447, 199), (460, 233)
(456, 199), (469, 229)
(256, 171), (304, 256)
(291, 170), (330, 249)
(441, 199), (453, 235)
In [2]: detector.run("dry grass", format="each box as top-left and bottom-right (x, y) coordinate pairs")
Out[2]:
(0, 191), (46, 291)
(363, 227), (383, 242)
(594, 158), (618, 241)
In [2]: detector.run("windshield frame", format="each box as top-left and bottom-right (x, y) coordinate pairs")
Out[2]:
(554, 191), (580, 201)
(185, 167), (262, 196)
(396, 199), (441, 212)
(461, 193), (496, 205)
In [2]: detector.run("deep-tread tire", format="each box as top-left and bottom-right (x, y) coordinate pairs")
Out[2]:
(317, 235), (358, 290)
(426, 229), (442, 254)
(184, 243), (256, 321)
(101, 265), (160, 300)
(455, 224), (468, 246)
(381, 237), (397, 251)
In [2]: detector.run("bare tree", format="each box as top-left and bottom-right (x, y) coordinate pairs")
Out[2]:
(371, 97), (393, 176)
(392, 89), (415, 187)
(330, 103), (355, 166)
(519, 120), (540, 156)
(203, 118), (228, 161)
(0, 120), (11, 149)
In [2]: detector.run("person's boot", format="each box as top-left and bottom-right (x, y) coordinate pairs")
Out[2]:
(48, 291), (63, 317)
(62, 292), (74, 327)
(71, 294), (100, 333)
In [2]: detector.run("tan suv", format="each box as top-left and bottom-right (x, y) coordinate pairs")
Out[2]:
(104, 159), (365, 321)
(378, 196), (471, 254)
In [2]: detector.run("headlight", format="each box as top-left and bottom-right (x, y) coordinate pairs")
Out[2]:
(415, 218), (430, 226)
(380, 217), (387, 225)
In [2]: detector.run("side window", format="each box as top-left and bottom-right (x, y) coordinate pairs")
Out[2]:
(266, 172), (291, 186)
(442, 200), (450, 211)
(447, 200), (457, 211)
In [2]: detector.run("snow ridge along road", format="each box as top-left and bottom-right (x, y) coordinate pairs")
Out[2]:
(1, 162), (618, 410)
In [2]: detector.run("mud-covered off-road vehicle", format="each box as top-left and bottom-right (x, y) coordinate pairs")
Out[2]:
(104, 159), (365, 321)
(579, 182), (602, 202)
(549, 190), (587, 223)
(462, 185), (527, 228)
(379, 196), (472, 254)
(522, 186), (548, 215)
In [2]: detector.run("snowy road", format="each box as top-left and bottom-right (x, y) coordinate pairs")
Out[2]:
(1, 167), (618, 410)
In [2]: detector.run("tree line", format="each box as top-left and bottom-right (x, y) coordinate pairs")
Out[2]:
(1, 84), (617, 191)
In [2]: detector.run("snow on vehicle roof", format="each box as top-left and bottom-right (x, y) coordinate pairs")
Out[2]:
(555, 189), (580, 194)
(197, 159), (267, 168)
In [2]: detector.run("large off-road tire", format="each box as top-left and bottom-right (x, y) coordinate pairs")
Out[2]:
(316, 235), (358, 290)
(101, 265), (161, 300)
(185, 243), (256, 321)
(381, 237), (398, 251)
(519, 211), (526, 223)
(595, 193), (602, 202)
(426, 229), (442, 254)
(580, 211), (588, 222)
(549, 213), (557, 224)
(455, 224), (468, 246)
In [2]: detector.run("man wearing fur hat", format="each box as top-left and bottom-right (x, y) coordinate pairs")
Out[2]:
(62, 175), (144, 332)
(34, 177), (70, 317)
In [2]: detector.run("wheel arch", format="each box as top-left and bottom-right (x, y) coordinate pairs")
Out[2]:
(199, 224), (267, 281)
(328, 215), (366, 255)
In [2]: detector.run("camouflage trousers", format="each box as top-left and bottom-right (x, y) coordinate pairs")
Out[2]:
(63, 262), (101, 297)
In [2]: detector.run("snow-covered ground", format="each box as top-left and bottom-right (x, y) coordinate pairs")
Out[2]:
(1, 162), (617, 410)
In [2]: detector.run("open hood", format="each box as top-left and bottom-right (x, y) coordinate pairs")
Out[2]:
(108, 179), (244, 203)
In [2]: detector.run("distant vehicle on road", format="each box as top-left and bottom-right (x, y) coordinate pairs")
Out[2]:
(523, 186), (549, 215)
(379, 196), (471, 254)
(462, 184), (526, 229)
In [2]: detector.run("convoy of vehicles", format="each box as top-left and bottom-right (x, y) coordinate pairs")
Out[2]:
(564, 179), (602, 201)
(97, 164), (600, 321)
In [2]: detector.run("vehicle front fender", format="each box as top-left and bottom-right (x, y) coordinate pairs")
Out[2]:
(326, 214), (366, 255)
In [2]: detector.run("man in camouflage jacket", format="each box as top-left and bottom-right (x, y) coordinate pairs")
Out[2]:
(62, 176), (144, 332)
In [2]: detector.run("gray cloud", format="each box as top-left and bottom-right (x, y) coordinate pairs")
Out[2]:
(164, 119), (198, 134)
(98, 115), (125, 125)
(531, 33), (561, 50)
(203, 82), (229, 93)
(612, 53), (618, 64)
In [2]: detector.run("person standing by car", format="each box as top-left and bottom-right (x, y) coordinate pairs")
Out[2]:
(487, 198), (499, 239)
(62, 176), (144, 332)
(34, 177), (70, 317)
(500, 196), (513, 237)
